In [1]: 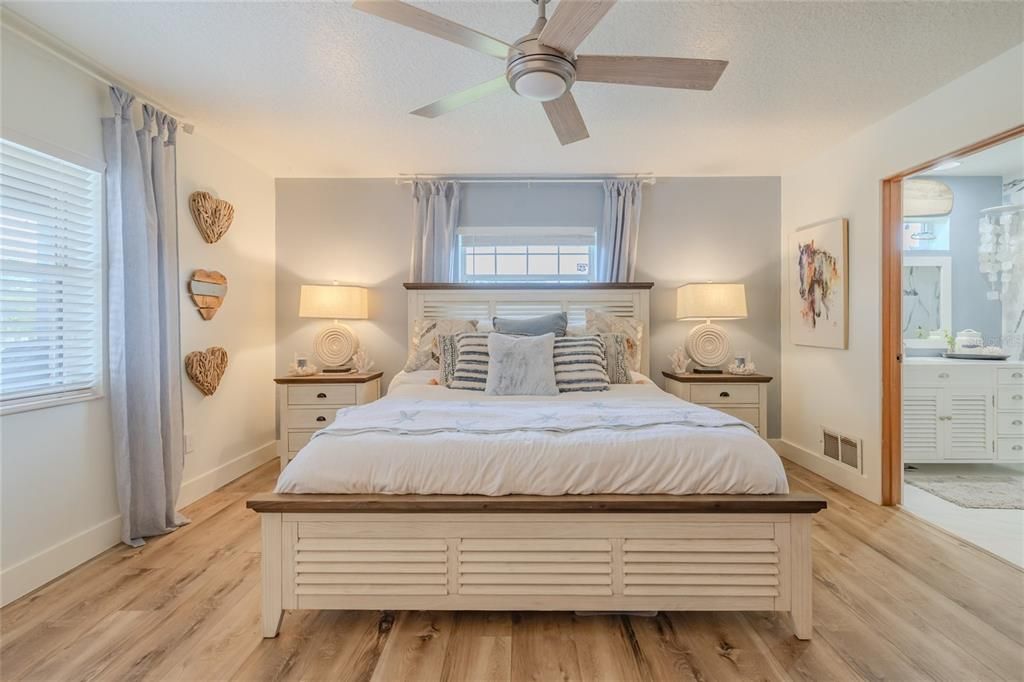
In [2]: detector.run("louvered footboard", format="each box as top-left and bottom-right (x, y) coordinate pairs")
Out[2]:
(248, 494), (826, 640)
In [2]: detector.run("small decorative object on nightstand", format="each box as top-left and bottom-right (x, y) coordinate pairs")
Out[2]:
(299, 284), (368, 373)
(274, 371), (383, 469)
(663, 371), (771, 438)
(677, 282), (748, 374)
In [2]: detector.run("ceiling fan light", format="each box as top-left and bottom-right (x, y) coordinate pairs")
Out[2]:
(513, 70), (567, 102)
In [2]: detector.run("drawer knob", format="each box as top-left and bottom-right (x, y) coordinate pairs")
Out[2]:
(316, 392), (327, 399)
(316, 416), (327, 422)
(1014, 395), (1023, 401)
(938, 373), (950, 379)
(719, 391), (731, 398)
(1014, 420), (1023, 426)
(1014, 372), (1023, 379)
(1014, 445), (1023, 452)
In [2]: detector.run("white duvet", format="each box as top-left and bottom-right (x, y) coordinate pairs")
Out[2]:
(276, 371), (789, 496)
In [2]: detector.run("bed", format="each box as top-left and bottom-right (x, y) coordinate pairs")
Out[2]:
(248, 283), (826, 639)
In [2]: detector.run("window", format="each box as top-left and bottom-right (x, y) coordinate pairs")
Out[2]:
(457, 226), (596, 283)
(903, 216), (950, 251)
(0, 138), (103, 412)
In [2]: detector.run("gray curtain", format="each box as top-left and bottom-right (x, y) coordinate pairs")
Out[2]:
(102, 87), (187, 546)
(410, 180), (461, 282)
(597, 179), (644, 282)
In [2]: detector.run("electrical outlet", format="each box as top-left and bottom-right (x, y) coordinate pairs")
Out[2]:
(184, 433), (194, 453)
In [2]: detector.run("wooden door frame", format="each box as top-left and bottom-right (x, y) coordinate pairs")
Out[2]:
(880, 124), (1024, 505)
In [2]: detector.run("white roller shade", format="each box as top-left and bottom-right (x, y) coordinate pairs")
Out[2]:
(0, 138), (102, 409)
(458, 225), (596, 247)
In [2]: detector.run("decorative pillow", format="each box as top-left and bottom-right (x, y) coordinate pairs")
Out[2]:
(599, 332), (633, 384)
(492, 312), (568, 337)
(484, 333), (558, 396)
(553, 335), (610, 393)
(403, 318), (478, 372)
(449, 332), (490, 391)
(585, 309), (643, 371)
(437, 334), (460, 386)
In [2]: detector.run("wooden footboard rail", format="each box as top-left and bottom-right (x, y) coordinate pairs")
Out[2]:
(247, 493), (827, 640)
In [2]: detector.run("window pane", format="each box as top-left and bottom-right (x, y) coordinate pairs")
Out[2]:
(560, 253), (590, 276)
(472, 254), (495, 275)
(527, 245), (558, 254)
(559, 245), (589, 254)
(530, 254), (558, 274)
(499, 245), (527, 254)
(496, 254), (527, 275)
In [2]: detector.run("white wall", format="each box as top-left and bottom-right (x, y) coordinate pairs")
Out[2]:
(779, 44), (1024, 502)
(0, 28), (276, 605)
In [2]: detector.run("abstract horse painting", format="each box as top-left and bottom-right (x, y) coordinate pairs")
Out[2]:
(789, 218), (848, 348)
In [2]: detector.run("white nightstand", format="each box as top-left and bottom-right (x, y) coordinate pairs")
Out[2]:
(662, 371), (772, 439)
(274, 372), (383, 469)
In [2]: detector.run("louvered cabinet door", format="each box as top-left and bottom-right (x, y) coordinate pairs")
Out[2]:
(946, 389), (994, 460)
(903, 388), (943, 462)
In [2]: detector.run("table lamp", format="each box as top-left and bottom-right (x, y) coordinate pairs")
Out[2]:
(676, 282), (747, 374)
(299, 284), (368, 373)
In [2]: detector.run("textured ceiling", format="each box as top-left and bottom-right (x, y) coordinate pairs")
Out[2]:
(7, 1), (1022, 177)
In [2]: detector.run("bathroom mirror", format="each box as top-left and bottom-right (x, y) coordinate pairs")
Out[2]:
(902, 255), (952, 346)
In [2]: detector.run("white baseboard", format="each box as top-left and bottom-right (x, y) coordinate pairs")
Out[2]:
(177, 440), (276, 508)
(0, 513), (121, 607)
(1, 440), (276, 608)
(771, 438), (880, 504)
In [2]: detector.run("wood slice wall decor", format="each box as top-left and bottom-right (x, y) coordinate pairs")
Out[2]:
(189, 191), (234, 243)
(185, 346), (229, 396)
(189, 270), (228, 320)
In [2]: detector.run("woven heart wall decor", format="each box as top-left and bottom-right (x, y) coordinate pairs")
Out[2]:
(185, 346), (229, 396)
(189, 191), (234, 244)
(188, 269), (228, 320)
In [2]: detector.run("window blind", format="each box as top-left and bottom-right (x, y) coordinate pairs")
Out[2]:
(0, 138), (102, 409)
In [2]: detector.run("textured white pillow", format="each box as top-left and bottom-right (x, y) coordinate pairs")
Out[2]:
(585, 309), (643, 371)
(484, 333), (558, 396)
(403, 318), (478, 372)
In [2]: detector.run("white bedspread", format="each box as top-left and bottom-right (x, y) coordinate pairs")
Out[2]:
(276, 371), (789, 496)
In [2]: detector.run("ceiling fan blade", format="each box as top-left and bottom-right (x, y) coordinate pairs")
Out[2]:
(575, 55), (728, 90)
(353, 0), (511, 60)
(538, 0), (616, 54)
(410, 76), (508, 118)
(542, 92), (589, 145)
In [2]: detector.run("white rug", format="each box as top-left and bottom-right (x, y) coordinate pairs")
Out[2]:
(905, 472), (1024, 510)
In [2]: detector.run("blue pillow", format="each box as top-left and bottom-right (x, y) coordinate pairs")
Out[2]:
(492, 312), (568, 337)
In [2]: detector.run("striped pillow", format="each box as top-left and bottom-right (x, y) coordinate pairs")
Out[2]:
(449, 332), (490, 391)
(553, 335), (610, 393)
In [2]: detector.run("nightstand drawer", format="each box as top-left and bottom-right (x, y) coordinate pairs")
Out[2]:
(288, 430), (316, 452)
(711, 406), (760, 427)
(691, 384), (759, 404)
(997, 387), (1024, 411)
(288, 408), (338, 429)
(288, 384), (356, 406)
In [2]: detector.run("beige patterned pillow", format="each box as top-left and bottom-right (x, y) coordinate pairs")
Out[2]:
(585, 309), (643, 371)
(403, 319), (478, 372)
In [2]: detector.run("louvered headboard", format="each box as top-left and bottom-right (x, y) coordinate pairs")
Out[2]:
(404, 283), (654, 376)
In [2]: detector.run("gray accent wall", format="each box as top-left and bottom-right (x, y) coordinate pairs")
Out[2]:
(904, 175), (1003, 341)
(276, 177), (782, 437)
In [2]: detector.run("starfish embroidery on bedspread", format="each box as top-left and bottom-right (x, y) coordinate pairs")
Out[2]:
(532, 412), (559, 424)
(454, 420), (479, 430)
(393, 410), (421, 424)
(587, 401), (609, 409)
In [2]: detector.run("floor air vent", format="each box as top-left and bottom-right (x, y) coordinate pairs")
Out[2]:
(822, 427), (862, 472)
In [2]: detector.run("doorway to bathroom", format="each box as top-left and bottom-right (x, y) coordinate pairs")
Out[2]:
(881, 126), (1024, 566)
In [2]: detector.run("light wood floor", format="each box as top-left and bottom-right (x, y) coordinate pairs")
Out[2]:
(2, 460), (1022, 681)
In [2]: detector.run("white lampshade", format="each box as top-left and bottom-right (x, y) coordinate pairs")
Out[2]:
(677, 283), (747, 320)
(299, 285), (368, 319)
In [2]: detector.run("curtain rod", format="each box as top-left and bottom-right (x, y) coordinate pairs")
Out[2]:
(1, 9), (196, 134)
(396, 174), (656, 186)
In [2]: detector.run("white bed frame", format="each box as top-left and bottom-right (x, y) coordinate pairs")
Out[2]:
(250, 284), (825, 640)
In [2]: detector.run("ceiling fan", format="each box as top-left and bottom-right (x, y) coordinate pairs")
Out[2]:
(352, 0), (728, 145)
